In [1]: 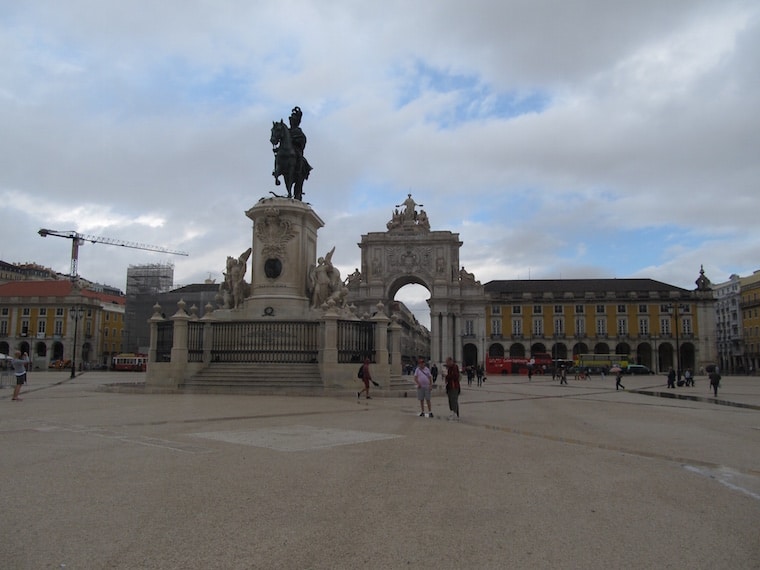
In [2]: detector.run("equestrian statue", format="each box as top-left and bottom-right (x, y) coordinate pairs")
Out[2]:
(270, 106), (313, 201)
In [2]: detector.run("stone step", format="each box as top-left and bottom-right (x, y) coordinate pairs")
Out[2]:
(180, 363), (323, 394)
(179, 385), (325, 396)
(179, 363), (418, 396)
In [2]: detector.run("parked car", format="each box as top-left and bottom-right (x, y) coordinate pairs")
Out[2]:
(625, 365), (653, 375)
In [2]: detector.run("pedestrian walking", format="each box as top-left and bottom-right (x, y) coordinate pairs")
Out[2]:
(431, 363), (438, 385)
(559, 366), (568, 385)
(444, 357), (461, 421)
(709, 370), (721, 397)
(476, 365), (483, 387)
(615, 369), (625, 390)
(357, 358), (372, 399)
(667, 367), (676, 389)
(684, 368), (694, 387)
(11, 350), (29, 401)
(466, 366), (474, 386)
(414, 358), (433, 417)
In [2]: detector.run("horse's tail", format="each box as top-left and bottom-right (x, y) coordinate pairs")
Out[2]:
(301, 158), (313, 180)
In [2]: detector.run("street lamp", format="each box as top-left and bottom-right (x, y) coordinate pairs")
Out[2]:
(69, 306), (84, 379)
(666, 303), (688, 378)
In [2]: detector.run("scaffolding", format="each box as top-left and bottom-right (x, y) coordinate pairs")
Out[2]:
(126, 263), (175, 295)
(124, 263), (175, 352)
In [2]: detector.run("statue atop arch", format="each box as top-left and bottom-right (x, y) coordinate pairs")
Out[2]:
(386, 193), (430, 232)
(270, 106), (313, 200)
(399, 193), (419, 221)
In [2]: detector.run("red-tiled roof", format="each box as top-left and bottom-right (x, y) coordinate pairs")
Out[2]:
(0, 280), (72, 297)
(0, 280), (125, 305)
(82, 288), (126, 306)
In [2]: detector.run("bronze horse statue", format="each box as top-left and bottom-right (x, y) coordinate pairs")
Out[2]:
(270, 120), (311, 200)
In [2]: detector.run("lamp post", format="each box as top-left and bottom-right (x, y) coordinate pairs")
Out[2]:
(666, 303), (688, 378)
(69, 306), (84, 379)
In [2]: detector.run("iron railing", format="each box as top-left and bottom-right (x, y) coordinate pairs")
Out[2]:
(155, 321), (173, 362)
(188, 321), (204, 363)
(156, 319), (384, 365)
(338, 320), (374, 363)
(210, 321), (319, 363)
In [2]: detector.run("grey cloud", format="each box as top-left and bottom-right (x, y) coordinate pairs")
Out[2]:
(0, 0), (757, 296)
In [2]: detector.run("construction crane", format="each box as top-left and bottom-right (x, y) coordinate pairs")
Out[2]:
(38, 228), (189, 281)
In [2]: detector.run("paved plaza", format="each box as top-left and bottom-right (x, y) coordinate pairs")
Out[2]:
(1, 370), (759, 569)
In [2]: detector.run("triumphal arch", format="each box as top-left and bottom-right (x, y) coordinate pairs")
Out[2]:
(345, 194), (485, 366)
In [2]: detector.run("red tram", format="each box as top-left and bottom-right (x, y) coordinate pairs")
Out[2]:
(111, 353), (147, 372)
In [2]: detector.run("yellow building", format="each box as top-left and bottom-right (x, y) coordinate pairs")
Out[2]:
(740, 270), (760, 372)
(483, 274), (716, 374)
(0, 280), (125, 370)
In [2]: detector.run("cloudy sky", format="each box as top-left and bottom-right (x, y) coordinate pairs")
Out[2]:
(2, 0), (758, 325)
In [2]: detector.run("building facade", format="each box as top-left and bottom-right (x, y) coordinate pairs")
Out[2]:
(714, 274), (743, 374)
(740, 270), (760, 374)
(0, 280), (125, 369)
(0, 261), (59, 282)
(483, 273), (716, 374)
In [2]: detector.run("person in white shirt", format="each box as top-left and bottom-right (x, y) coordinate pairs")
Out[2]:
(414, 358), (433, 417)
(11, 350), (29, 401)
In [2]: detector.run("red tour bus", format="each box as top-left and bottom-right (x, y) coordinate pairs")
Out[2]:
(486, 353), (553, 375)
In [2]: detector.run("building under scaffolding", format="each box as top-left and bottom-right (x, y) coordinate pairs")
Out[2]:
(124, 263), (175, 352)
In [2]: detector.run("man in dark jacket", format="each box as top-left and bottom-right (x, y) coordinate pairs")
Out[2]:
(667, 367), (676, 389)
(709, 370), (721, 397)
(445, 357), (461, 421)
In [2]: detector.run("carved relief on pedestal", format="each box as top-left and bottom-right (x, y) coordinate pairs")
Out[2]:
(254, 207), (297, 264)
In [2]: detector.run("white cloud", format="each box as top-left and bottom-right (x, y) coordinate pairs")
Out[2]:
(0, 0), (758, 299)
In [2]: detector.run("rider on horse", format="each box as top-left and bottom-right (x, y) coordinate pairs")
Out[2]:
(288, 106), (312, 189)
(271, 106), (312, 200)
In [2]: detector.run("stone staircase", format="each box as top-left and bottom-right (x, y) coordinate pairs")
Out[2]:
(180, 362), (324, 395)
(390, 374), (416, 391)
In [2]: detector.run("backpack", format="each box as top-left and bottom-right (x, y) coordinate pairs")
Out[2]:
(357, 365), (364, 379)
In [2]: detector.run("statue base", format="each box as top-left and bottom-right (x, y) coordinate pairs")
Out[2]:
(240, 196), (324, 320)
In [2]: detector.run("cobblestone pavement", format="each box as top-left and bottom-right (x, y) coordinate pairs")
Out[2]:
(1, 371), (759, 569)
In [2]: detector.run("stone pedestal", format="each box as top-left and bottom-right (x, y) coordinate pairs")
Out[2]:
(242, 197), (324, 319)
